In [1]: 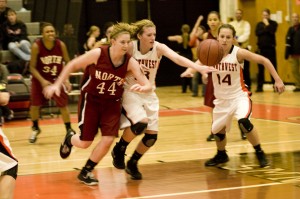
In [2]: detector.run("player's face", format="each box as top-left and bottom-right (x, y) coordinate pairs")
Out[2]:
(217, 28), (234, 52)
(42, 26), (56, 41)
(207, 13), (221, 31)
(138, 27), (156, 49)
(111, 33), (131, 54)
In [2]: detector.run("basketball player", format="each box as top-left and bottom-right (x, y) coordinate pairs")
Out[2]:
(0, 92), (18, 199)
(29, 22), (75, 143)
(43, 22), (152, 186)
(183, 24), (285, 168)
(111, 19), (215, 180)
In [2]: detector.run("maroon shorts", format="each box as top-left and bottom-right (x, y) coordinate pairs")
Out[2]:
(78, 92), (122, 141)
(31, 78), (68, 107)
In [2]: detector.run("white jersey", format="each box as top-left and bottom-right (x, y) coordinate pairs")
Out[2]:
(212, 45), (249, 100)
(0, 128), (17, 172)
(124, 40), (161, 91)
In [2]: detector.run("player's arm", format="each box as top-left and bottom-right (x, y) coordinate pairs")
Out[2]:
(237, 48), (284, 93)
(157, 43), (215, 75)
(43, 48), (100, 98)
(127, 57), (152, 93)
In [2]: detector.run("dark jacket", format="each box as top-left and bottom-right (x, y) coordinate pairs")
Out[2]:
(255, 19), (278, 49)
(285, 24), (300, 59)
(3, 20), (29, 43)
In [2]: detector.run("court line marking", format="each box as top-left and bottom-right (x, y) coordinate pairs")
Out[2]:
(122, 182), (282, 199)
(18, 139), (300, 167)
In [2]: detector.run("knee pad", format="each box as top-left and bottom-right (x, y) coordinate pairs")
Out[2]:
(2, 164), (18, 180)
(142, 133), (157, 147)
(131, 122), (148, 135)
(238, 118), (253, 133)
(214, 133), (226, 141)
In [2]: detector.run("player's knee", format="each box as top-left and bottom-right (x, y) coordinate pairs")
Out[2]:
(238, 118), (253, 133)
(142, 133), (157, 147)
(131, 122), (148, 135)
(214, 133), (226, 141)
(2, 164), (18, 180)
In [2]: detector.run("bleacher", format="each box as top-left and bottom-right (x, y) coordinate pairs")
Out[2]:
(1, 0), (41, 64)
(1, 0), (41, 119)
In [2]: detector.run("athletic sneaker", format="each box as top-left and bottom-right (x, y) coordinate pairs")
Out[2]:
(78, 170), (99, 186)
(255, 150), (270, 168)
(206, 134), (215, 141)
(126, 160), (142, 180)
(29, 127), (41, 143)
(59, 129), (75, 159)
(205, 152), (229, 166)
(111, 144), (126, 169)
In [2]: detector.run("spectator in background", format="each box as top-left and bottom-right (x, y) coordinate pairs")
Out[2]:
(189, 15), (206, 97)
(285, 13), (300, 92)
(60, 23), (78, 59)
(229, 9), (252, 91)
(168, 24), (193, 93)
(255, 8), (278, 92)
(94, 21), (114, 47)
(83, 25), (100, 52)
(3, 8), (31, 62)
(0, 0), (11, 50)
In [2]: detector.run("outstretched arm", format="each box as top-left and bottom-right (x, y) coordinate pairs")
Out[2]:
(43, 48), (100, 98)
(237, 48), (285, 93)
(157, 43), (215, 75)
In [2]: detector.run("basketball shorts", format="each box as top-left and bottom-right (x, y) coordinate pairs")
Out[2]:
(78, 92), (122, 141)
(120, 90), (159, 131)
(211, 94), (252, 134)
(31, 78), (68, 107)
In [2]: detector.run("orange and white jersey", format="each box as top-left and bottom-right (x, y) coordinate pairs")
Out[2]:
(212, 45), (250, 100)
(124, 40), (161, 91)
(0, 128), (18, 172)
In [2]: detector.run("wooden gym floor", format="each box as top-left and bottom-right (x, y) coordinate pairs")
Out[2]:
(3, 85), (300, 199)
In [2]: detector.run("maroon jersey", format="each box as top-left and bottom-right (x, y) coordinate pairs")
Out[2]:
(34, 39), (64, 83)
(204, 31), (217, 108)
(81, 46), (130, 99)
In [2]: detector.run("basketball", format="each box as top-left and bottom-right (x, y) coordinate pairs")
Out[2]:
(197, 39), (224, 66)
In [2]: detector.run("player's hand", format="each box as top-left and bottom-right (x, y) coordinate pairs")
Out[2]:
(273, 81), (285, 94)
(43, 84), (61, 99)
(64, 81), (72, 93)
(180, 70), (193, 78)
(195, 65), (217, 75)
(202, 74), (208, 84)
(129, 84), (151, 93)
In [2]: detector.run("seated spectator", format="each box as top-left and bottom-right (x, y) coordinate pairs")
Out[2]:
(3, 8), (31, 62)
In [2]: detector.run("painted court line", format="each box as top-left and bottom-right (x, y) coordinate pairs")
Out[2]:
(122, 182), (282, 199)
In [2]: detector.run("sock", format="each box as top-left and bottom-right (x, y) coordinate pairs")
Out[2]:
(217, 150), (227, 154)
(65, 122), (71, 131)
(83, 159), (98, 173)
(32, 120), (39, 129)
(130, 151), (142, 163)
(117, 137), (129, 152)
(253, 144), (262, 152)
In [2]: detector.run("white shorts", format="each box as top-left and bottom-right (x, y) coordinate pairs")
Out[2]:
(211, 94), (252, 134)
(120, 90), (159, 131)
(0, 129), (17, 173)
